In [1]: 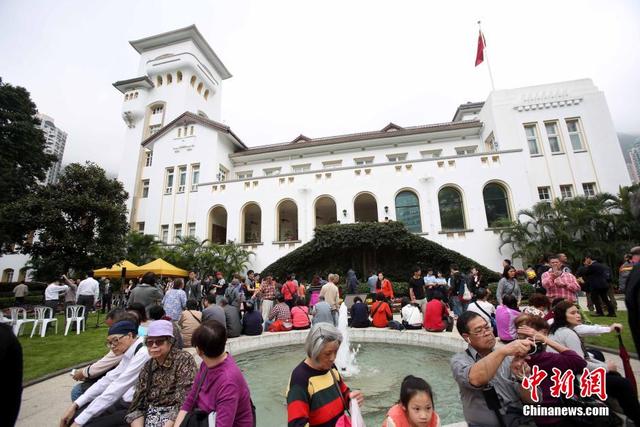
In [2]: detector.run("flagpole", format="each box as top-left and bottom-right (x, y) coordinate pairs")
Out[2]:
(478, 21), (495, 91)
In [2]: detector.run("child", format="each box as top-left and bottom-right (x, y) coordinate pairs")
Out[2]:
(383, 375), (440, 427)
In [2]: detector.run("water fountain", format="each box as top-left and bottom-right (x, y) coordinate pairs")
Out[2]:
(335, 302), (360, 376)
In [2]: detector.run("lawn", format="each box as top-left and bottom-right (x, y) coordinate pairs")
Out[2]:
(581, 310), (636, 354)
(18, 312), (110, 382)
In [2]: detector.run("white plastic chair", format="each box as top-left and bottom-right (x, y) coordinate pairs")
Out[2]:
(64, 305), (86, 335)
(0, 311), (13, 326)
(9, 307), (35, 336)
(30, 306), (58, 338)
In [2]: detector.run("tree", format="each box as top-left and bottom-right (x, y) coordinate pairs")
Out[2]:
(125, 232), (163, 266)
(159, 236), (254, 278)
(498, 187), (640, 274)
(0, 78), (56, 250)
(18, 162), (129, 279)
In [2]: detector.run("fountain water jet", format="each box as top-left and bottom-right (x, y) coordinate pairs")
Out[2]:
(335, 302), (360, 376)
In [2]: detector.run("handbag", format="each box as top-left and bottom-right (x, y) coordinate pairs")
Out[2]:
(329, 368), (352, 427)
(462, 283), (472, 301)
(179, 371), (210, 427)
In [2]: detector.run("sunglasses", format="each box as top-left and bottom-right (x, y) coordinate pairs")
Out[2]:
(145, 337), (169, 348)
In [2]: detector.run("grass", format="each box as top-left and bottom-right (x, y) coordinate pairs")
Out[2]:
(18, 312), (110, 382)
(581, 310), (636, 354)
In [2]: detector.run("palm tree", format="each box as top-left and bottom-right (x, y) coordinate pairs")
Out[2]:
(125, 232), (163, 265)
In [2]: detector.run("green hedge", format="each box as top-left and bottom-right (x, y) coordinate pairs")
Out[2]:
(263, 222), (501, 283)
(0, 295), (44, 309)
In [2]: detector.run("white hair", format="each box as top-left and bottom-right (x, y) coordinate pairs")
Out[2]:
(305, 323), (342, 363)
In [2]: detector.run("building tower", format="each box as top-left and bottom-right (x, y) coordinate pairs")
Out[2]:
(37, 113), (68, 184)
(112, 25), (232, 225)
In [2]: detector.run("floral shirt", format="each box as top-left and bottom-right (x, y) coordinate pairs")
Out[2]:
(125, 348), (196, 423)
(269, 302), (292, 322)
(162, 289), (187, 321)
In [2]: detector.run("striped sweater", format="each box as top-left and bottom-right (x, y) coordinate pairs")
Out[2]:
(287, 362), (350, 427)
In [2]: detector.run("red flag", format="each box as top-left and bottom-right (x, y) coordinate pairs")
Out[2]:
(475, 30), (485, 66)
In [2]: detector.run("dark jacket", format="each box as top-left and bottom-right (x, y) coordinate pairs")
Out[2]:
(128, 284), (164, 309)
(583, 262), (609, 290)
(185, 280), (202, 301)
(242, 311), (263, 336)
(350, 301), (370, 328)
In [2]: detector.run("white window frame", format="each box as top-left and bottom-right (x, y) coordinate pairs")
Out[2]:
(420, 149), (443, 159)
(161, 225), (169, 243)
(164, 168), (174, 195)
(353, 157), (374, 166)
(582, 182), (597, 197)
(566, 118), (585, 151)
(137, 222), (145, 233)
(187, 222), (196, 237)
(151, 106), (164, 115)
(144, 150), (153, 167)
(455, 146), (478, 155)
(149, 124), (161, 135)
(544, 121), (563, 154)
(537, 186), (551, 203)
(217, 165), (228, 182)
(560, 184), (574, 199)
(141, 179), (150, 198)
(291, 163), (311, 173)
(263, 167), (281, 176)
(322, 160), (342, 169)
(386, 153), (408, 162)
(174, 224), (182, 241)
(190, 164), (199, 192)
(524, 124), (541, 155)
(177, 166), (187, 193)
(236, 170), (253, 180)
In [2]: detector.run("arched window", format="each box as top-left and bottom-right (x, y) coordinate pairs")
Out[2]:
(197, 83), (203, 94)
(204, 89), (209, 100)
(134, 92), (138, 98)
(1, 268), (14, 282)
(277, 200), (299, 241)
(314, 196), (337, 226)
(176, 71), (183, 82)
(438, 187), (466, 230)
(483, 182), (512, 227)
(354, 193), (378, 222)
(242, 203), (262, 243)
(166, 73), (173, 84)
(209, 206), (227, 244)
(125, 94), (129, 101)
(156, 75), (163, 86)
(395, 190), (422, 232)
(190, 75), (196, 87)
(178, 128), (182, 137)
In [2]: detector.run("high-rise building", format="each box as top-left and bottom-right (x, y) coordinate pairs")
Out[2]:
(629, 140), (640, 184)
(37, 113), (67, 184)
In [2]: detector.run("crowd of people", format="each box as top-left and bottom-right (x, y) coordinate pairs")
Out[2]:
(4, 245), (638, 427)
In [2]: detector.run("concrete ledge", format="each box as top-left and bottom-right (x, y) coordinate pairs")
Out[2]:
(225, 327), (466, 357)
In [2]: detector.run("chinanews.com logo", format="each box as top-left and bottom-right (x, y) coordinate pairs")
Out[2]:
(521, 366), (609, 417)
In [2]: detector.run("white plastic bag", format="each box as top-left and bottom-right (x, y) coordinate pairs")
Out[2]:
(349, 397), (366, 427)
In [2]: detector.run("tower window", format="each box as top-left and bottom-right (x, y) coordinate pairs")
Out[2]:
(190, 75), (196, 87)
(144, 150), (153, 167)
(166, 73), (172, 84)
(151, 105), (163, 115)
(177, 70), (183, 82)
(204, 89), (209, 100)
(156, 75), (163, 86)
(197, 83), (203, 94)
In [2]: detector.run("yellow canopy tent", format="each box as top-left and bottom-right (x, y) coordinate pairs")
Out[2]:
(127, 258), (189, 278)
(93, 260), (140, 279)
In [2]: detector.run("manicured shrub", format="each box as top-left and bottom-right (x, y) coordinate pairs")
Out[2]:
(262, 222), (500, 283)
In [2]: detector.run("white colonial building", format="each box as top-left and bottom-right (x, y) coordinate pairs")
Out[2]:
(109, 25), (631, 273)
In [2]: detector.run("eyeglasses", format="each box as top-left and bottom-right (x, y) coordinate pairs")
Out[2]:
(469, 325), (493, 337)
(145, 337), (169, 348)
(106, 334), (125, 348)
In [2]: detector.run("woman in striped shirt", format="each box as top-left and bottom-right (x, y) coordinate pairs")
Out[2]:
(286, 323), (364, 426)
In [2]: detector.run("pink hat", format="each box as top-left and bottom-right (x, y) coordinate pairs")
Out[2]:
(147, 320), (174, 338)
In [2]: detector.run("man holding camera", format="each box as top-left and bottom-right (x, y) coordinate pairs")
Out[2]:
(450, 311), (535, 427)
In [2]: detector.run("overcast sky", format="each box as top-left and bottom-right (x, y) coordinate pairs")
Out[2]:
(1, 0), (639, 174)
